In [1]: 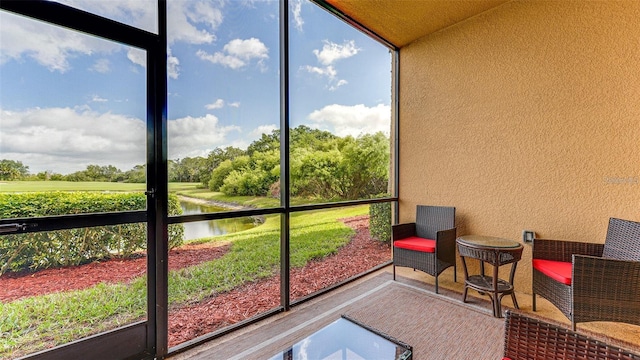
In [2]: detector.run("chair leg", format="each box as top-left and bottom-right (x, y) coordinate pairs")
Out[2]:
(532, 293), (537, 311)
(393, 264), (396, 280)
(511, 292), (519, 310)
(453, 263), (457, 283)
(462, 286), (469, 303)
(435, 275), (439, 294)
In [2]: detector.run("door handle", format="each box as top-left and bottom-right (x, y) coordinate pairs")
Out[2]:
(0, 223), (27, 234)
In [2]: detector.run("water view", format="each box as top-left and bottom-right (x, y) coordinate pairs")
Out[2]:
(179, 201), (257, 241)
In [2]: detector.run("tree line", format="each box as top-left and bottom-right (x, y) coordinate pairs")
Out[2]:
(1, 126), (390, 200)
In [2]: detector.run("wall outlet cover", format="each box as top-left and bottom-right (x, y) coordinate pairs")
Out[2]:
(523, 230), (535, 243)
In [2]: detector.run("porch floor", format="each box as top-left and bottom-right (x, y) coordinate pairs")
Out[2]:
(168, 265), (640, 359)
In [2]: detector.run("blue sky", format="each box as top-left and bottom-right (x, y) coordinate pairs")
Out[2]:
(0, 0), (391, 174)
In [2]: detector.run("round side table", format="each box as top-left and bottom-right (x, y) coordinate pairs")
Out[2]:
(456, 235), (523, 317)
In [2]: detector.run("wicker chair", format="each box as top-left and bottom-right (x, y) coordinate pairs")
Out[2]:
(503, 310), (640, 360)
(532, 217), (640, 331)
(392, 205), (456, 293)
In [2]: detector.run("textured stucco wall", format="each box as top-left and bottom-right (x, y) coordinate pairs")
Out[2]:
(399, 0), (640, 292)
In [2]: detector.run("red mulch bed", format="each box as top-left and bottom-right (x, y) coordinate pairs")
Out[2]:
(0, 243), (231, 303)
(0, 215), (390, 349)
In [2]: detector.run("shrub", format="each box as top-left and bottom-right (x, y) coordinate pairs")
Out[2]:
(208, 159), (234, 191)
(0, 192), (183, 275)
(220, 168), (275, 196)
(369, 202), (391, 243)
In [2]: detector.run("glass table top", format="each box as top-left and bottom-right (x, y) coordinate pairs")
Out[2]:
(457, 235), (521, 249)
(267, 316), (412, 360)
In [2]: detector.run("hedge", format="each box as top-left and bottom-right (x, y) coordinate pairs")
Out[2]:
(0, 192), (183, 275)
(369, 202), (391, 243)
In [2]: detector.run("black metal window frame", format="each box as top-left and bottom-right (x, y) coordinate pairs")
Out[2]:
(0, 1), (399, 359)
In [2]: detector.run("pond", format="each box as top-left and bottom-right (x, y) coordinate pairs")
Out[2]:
(180, 201), (258, 241)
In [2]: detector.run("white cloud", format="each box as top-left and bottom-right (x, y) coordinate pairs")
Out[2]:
(313, 40), (360, 66)
(308, 104), (391, 137)
(228, 102), (241, 108)
(197, 38), (269, 70)
(301, 40), (359, 89)
(225, 38), (268, 60)
(0, 11), (118, 73)
(184, 1), (224, 32)
(0, 107), (146, 174)
(167, 1), (221, 45)
(90, 58), (111, 73)
(168, 114), (241, 159)
(226, 138), (251, 151)
(0, 106), (246, 173)
(197, 50), (245, 69)
(302, 65), (349, 91)
(291, 0), (304, 31)
(303, 65), (337, 80)
(91, 95), (108, 103)
(127, 48), (146, 68)
(250, 124), (278, 138)
(165, 1), (223, 78)
(328, 79), (348, 91)
(206, 99), (225, 110)
(55, 0), (158, 33)
(0, 1), (222, 77)
(167, 50), (180, 79)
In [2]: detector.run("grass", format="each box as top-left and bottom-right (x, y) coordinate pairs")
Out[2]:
(0, 181), (201, 193)
(0, 205), (369, 358)
(1, 281), (147, 355)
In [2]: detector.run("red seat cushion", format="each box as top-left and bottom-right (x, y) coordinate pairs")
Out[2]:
(393, 236), (436, 253)
(533, 259), (572, 285)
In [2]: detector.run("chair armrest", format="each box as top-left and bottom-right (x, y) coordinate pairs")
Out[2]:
(503, 310), (640, 359)
(572, 255), (640, 326)
(572, 255), (640, 301)
(533, 238), (604, 262)
(392, 223), (416, 241)
(435, 227), (457, 263)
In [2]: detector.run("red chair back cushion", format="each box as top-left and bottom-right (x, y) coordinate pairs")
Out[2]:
(532, 259), (572, 285)
(393, 236), (436, 253)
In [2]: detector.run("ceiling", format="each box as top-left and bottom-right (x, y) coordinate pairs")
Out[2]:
(324, 0), (511, 48)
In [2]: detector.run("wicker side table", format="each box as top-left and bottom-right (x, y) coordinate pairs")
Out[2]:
(456, 235), (523, 317)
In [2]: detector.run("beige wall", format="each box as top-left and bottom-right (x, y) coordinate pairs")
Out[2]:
(399, 0), (640, 292)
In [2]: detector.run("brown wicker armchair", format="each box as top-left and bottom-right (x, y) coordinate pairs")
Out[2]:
(532, 217), (640, 331)
(503, 310), (640, 360)
(392, 205), (456, 293)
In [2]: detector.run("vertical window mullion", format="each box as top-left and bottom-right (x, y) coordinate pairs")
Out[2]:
(150, 0), (169, 357)
(279, 0), (291, 311)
